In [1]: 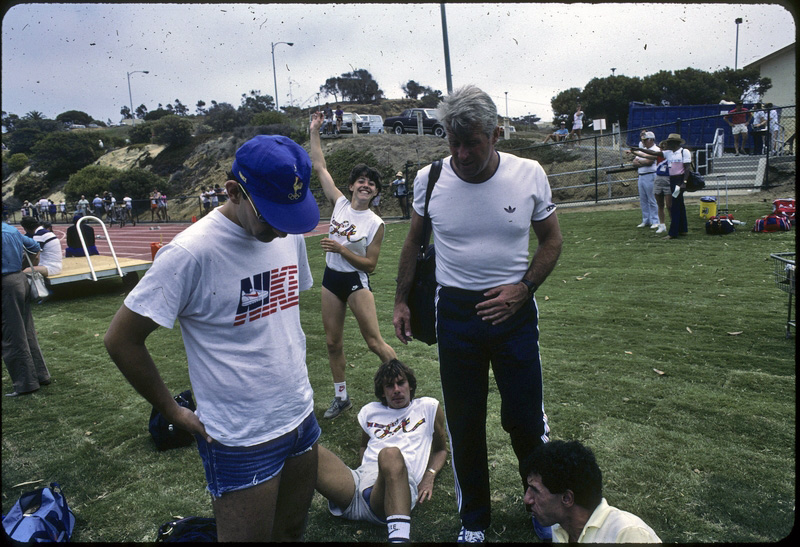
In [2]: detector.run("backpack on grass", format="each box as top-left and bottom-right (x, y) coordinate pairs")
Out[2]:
(156, 516), (217, 542)
(149, 390), (196, 451)
(2, 482), (76, 543)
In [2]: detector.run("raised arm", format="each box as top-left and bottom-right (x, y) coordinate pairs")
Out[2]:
(416, 403), (448, 503)
(309, 111), (344, 205)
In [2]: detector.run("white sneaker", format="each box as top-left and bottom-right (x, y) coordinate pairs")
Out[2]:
(650, 223), (659, 229)
(636, 222), (648, 228)
(655, 224), (666, 234)
(457, 527), (485, 543)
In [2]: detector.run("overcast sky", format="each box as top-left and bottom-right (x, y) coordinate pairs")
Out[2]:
(1, 2), (795, 125)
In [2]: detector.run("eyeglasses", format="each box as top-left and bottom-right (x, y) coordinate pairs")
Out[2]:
(238, 183), (267, 223)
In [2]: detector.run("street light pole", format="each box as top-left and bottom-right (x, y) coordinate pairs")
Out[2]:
(271, 41), (294, 111)
(735, 18), (742, 69)
(126, 70), (149, 126)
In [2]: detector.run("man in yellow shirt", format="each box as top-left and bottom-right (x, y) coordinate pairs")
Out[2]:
(522, 440), (661, 543)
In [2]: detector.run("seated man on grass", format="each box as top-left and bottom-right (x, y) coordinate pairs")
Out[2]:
(316, 359), (448, 543)
(522, 439), (661, 543)
(543, 122), (570, 144)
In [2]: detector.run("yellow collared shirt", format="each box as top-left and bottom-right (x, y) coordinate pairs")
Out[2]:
(553, 498), (661, 543)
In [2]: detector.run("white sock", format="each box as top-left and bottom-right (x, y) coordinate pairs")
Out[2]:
(334, 382), (347, 400)
(387, 514), (411, 542)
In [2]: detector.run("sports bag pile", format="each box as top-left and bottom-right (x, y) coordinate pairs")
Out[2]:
(2, 482), (76, 543)
(705, 214), (735, 235)
(753, 214), (791, 233)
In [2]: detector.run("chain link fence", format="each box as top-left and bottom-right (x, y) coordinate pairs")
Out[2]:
(504, 105), (795, 207)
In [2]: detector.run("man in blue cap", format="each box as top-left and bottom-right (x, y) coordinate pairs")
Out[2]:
(105, 135), (321, 541)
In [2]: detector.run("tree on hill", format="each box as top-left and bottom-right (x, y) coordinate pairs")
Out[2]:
(151, 115), (193, 148)
(135, 104), (149, 119)
(402, 80), (442, 107)
(320, 69), (383, 104)
(120, 105), (133, 120)
(7, 127), (45, 155)
(30, 132), (103, 182)
(56, 110), (93, 126)
(206, 102), (241, 132)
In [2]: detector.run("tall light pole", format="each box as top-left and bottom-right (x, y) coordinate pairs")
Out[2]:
(734, 18), (743, 69)
(127, 70), (149, 125)
(271, 41), (293, 111)
(440, 4), (453, 94)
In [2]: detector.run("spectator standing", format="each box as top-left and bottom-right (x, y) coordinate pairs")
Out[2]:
(522, 440), (661, 543)
(104, 134), (322, 541)
(315, 359), (448, 543)
(567, 104), (585, 141)
(335, 106), (344, 134)
(2, 221), (50, 397)
(77, 195), (90, 216)
(150, 190), (160, 221)
(20, 216), (62, 277)
(766, 103), (780, 155)
(38, 197), (50, 222)
(652, 151), (670, 234)
(158, 192), (168, 221)
(210, 185), (220, 209)
(214, 184), (227, 203)
(392, 171), (410, 219)
(392, 85), (563, 542)
(751, 102), (768, 155)
(201, 187), (211, 215)
(65, 214), (100, 256)
(724, 101), (752, 155)
(21, 200), (32, 218)
(323, 104), (334, 135)
(309, 112), (397, 420)
(59, 200), (68, 222)
(626, 130), (660, 229)
(48, 200), (57, 223)
(92, 194), (104, 218)
(123, 195), (134, 224)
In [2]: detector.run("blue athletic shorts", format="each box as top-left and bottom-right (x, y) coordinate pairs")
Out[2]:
(195, 411), (321, 499)
(322, 266), (371, 302)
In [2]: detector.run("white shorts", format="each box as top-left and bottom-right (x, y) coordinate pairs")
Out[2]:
(732, 123), (748, 135)
(328, 465), (418, 526)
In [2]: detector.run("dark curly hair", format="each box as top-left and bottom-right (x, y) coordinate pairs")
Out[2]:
(348, 163), (382, 197)
(520, 440), (603, 511)
(373, 359), (417, 406)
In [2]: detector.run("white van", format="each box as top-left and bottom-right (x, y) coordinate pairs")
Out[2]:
(362, 114), (384, 134)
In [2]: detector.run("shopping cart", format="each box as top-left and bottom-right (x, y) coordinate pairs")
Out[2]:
(770, 252), (795, 338)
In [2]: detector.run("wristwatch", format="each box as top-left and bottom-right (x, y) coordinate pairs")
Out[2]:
(520, 279), (538, 297)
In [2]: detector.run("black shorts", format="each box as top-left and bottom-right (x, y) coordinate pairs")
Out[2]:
(322, 267), (371, 302)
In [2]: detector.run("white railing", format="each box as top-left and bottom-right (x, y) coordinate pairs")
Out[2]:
(75, 216), (123, 281)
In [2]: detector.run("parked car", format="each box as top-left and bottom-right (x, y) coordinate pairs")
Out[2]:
(361, 114), (384, 134)
(383, 108), (446, 138)
(341, 112), (369, 134)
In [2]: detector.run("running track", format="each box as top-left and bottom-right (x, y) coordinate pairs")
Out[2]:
(15, 220), (332, 261)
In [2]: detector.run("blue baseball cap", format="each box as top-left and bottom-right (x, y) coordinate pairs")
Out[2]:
(231, 135), (320, 234)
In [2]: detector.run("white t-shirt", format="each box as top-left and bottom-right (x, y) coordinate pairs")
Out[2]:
(124, 208), (315, 446)
(412, 152), (556, 290)
(33, 227), (62, 276)
(326, 196), (384, 273)
(637, 144), (660, 174)
(357, 396), (439, 486)
(662, 148), (691, 176)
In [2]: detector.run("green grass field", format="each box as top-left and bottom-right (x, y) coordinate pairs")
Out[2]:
(2, 201), (794, 542)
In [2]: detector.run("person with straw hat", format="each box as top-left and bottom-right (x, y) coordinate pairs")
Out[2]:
(392, 170), (410, 219)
